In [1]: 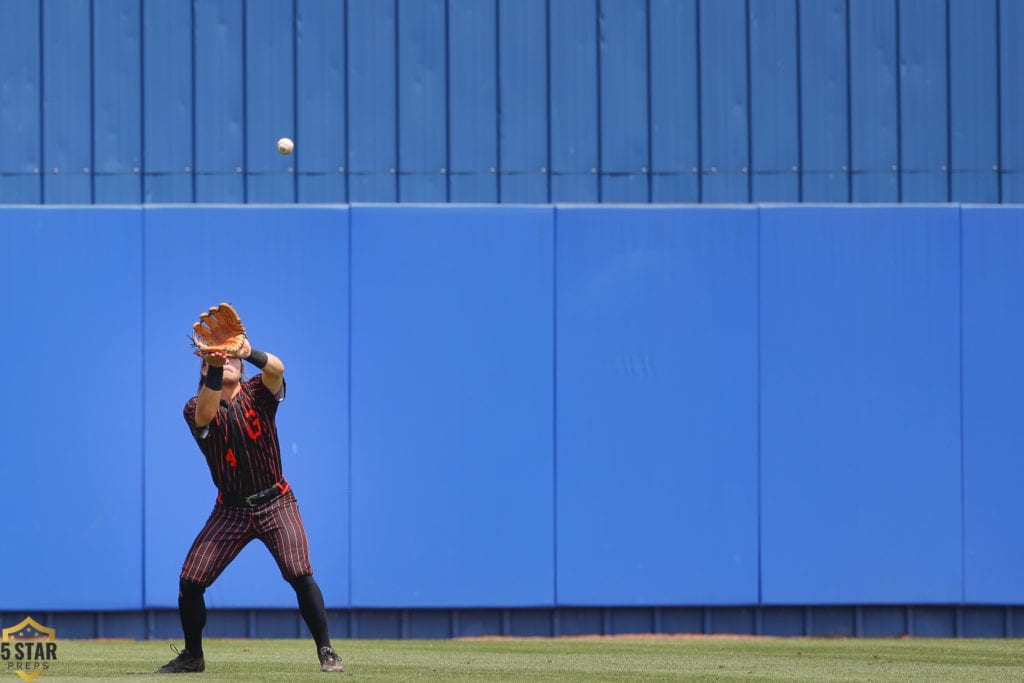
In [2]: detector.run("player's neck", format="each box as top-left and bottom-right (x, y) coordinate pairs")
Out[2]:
(221, 380), (242, 401)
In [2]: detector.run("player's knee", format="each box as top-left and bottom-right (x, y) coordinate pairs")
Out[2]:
(179, 578), (207, 599)
(287, 574), (315, 593)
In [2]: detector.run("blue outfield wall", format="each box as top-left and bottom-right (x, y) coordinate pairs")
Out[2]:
(349, 206), (555, 607)
(760, 206), (964, 604)
(556, 206), (759, 605)
(3, 0), (1024, 205)
(1, 207), (144, 611)
(1, 204), (1023, 638)
(142, 206), (351, 610)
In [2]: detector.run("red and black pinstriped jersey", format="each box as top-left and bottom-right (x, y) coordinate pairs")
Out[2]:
(183, 375), (287, 496)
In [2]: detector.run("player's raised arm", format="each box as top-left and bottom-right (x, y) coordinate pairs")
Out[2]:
(194, 351), (228, 427)
(238, 337), (285, 395)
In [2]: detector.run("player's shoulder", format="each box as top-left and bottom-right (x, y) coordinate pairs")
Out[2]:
(243, 375), (272, 399)
(244, 374), (265, 391)
(245, 373), (285, 402)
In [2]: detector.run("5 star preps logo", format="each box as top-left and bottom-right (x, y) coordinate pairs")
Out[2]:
(1, 618), (57, 681)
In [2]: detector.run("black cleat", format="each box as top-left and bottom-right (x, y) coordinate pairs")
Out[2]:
(318, 645), (344, 672)
(155, 644), (205, 674)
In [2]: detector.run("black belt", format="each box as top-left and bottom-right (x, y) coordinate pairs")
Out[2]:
(218, 481), (290, 507)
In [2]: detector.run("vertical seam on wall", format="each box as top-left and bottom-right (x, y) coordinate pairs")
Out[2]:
(756, 204), (763, 606)
(444, 0), (451, 203)
(551, 205), (559, 607)
(394, 0), (401, 202)
(545, 0), (552, 202)
(795, 0), (803, 202)
(644, 0), (652, 204)
(995, 0), (1002, 204)
(695, 0), (703, 203)
(845, 0), (853, 202)
(957, 203), (966, 604)
(945, 0), (952, 202)
(595, 0), (602, 203)
(344, 0), (351, 202)
(89, 0), (95, 203)
(744, 0), (752, 202)
(241, 2), (248, 204)
(292, 0), (299, 203)
(190, 1), (196, 202)
(894, 0), (902, 203)
(139, 1), (148, 609)
(38, 0), (45, 203)
(140, 205), (147, 611)
(139, 0), (146, 203)
(495, 0), (502, 204)
(347, 206), (353, 607)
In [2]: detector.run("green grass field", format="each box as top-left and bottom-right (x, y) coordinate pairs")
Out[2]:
(18, 636), (1024, 682)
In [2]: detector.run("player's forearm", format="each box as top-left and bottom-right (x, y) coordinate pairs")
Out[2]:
(244, 348), (284, 394)
(195, 387), (221, 426)
(243, 348), (284, 377)
(261, 351), (285, 379)
(195, 366), (224, 426)
(259, 353), (284, 396)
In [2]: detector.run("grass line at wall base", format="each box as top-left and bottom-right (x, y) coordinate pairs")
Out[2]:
(29, 636), (1024, 682)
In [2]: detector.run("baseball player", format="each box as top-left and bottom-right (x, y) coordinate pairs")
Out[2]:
(156, 310), (343, 674)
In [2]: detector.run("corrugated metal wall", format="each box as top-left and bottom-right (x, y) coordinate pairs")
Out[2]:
(0, 0), (1021, 204)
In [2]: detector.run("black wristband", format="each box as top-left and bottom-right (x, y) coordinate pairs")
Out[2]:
(245, 349), (269, 369)
(204, 365), (224, 391)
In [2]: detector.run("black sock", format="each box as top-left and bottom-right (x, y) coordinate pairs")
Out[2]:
(288, 575), (331, 651)
(178, 579), (207, 658)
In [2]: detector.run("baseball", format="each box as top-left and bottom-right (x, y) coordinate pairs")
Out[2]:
(277, 137), (294, 155)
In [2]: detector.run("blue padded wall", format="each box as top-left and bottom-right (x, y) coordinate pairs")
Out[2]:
(349, 205), (555, 607)
(555, 206), (759, 605)
(961, 206), (1024, 604)
(760, 206), (963, 604)
(142, 206), (350, 609)
(1, 204), (1024, 619)
(0, 208), (143, 610)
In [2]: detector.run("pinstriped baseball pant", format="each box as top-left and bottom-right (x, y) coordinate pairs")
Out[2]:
(180, 490), (313, 587)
